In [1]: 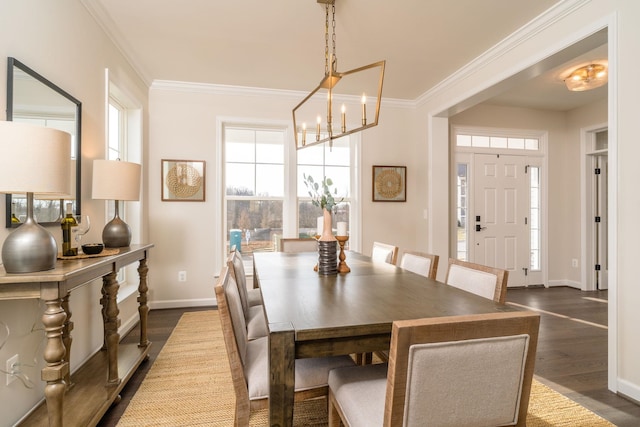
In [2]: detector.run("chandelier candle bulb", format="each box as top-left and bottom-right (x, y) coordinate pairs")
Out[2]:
(361, 94), (367, 125)
(302, 123), (307, 146)
(337, 221), (347, 236)
(341, 104), (346, 133)
(316, 116), (321, 141)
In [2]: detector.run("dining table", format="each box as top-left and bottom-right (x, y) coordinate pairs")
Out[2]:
(252, 251), (520, 427)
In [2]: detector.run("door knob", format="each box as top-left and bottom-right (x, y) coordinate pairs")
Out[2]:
(475, 224), (487, 232)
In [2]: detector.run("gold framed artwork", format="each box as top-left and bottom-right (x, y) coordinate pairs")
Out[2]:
(161, 159), (206, 201)
(372, 165), (406, 202)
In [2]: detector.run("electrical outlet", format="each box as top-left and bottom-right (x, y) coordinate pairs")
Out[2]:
(178, 271), (187, 282)
(6, 354), (18, 386)
(572, 259), (578, 268)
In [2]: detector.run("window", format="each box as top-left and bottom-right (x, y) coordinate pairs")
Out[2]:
(456, 134), (539, 151)
(223, 124), (356, 255)
(456, 163), (468, 261)
(530, 166), (541, 271)
(224, 126), (285, 253)
(297, 138), (351, 239)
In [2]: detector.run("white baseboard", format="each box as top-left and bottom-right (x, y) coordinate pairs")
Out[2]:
(150, 298), (217, 310)
(547, 279), (582, 289)
(618, 378), (640, 405)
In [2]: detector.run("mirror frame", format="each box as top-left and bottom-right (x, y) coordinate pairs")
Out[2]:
(5, 57), (82, 228)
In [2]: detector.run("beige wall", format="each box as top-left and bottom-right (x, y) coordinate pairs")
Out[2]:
(0, 1), (148, 424)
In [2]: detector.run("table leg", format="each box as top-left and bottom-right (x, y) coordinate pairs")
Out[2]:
(41, 298), (69, 427)
(137, 258), (150, 347)
(102, 271), (121, 385)
(269, 322), (295, 427)
(61, 293), (74, 389)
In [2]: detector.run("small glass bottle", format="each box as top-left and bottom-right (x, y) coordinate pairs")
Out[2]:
(61, 203), (78, 256)
(10, 203), (20, 224)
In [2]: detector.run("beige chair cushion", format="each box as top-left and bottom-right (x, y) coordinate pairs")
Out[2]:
(230, 252), (251, 314)
(248, 287), (263, 306)
(400, 253), (432, 277)
(404, 334), (529, 426)
(446, 263), (498, 300)
(246, 337), (356, 400)
(328, 363), (388, 427)
(247, 305), (268, 340)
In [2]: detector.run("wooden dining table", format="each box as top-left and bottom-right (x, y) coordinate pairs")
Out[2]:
(252, 251), (520, 427)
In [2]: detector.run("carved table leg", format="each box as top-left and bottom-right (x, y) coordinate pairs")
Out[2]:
(61, 293), (74, 389)
(137, 258), (150, 347)
(100, 284), (108, 350)
(41, 298), (69, 427)
(102, 271), (121, 385)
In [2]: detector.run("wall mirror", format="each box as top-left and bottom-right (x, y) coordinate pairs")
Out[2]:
(5, 57), (82, 228)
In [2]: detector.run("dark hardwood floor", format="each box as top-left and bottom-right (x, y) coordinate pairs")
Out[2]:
(98, 287), (640, 426)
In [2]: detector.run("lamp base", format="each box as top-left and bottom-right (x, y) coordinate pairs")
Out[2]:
(102, 216), (132, 248)
(1, 220), (57, 273)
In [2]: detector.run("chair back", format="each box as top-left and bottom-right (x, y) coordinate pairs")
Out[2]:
(279, 237), (318, 253)
(444, 258), (508, 304)
(227, 250), (250, 316)
(371, 241), (399, 265)
(400, 251), (439, 279)
(384, 311), (540, 427)
(214, 266), (251, 411)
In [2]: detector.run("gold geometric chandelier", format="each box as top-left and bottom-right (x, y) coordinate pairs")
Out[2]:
(293, 0), (385, 149)
(564, 63), (607, 92)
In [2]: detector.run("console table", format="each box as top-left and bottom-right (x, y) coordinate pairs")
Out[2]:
(0, 243), (153, 427)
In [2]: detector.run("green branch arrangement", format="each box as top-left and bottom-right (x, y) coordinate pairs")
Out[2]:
(303, 174), (344, 212)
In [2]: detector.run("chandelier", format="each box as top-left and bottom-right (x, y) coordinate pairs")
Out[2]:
(564, 63), (607, 92)
(293, 0), (385, 149)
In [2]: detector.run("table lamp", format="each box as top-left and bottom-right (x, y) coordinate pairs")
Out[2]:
(92, 159), (141, 247)
(0, 121), (71, 273)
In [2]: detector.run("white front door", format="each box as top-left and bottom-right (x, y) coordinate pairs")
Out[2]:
(473, 154), (542, 287)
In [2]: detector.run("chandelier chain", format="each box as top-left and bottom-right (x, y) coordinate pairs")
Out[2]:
(324, 2), (329, 75)
(331, 2), (337, 71)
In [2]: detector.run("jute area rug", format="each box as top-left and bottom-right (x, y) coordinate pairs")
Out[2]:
(117, 311), (614, 426)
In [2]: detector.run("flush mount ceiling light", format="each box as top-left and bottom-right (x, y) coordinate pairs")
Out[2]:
(293, 0), (385, 149)
(564, 63), (608, 92)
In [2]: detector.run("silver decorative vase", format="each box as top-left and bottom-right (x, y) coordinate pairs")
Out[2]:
(317, 240), (338, 275)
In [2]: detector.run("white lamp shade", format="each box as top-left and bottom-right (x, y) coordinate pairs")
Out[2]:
(0, 121), (71, 195)
(92, 159), (141, 201)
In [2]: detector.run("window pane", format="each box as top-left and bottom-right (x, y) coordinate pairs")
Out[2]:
(256, 130), (284, 163)
(227, 200), (282, 253)
(226, 163), (255, 195)
(525, 138), (539, 150)
(226, 141), (255, 163)
(325, 139), (350, 166)
(297, 165), (324, 197)
(491, 137), (507, 148)
(508, 138), (525, 149)
(457, 135), (471, 147)
(298, 201), (323, 238)
(324, 166), (350, 197)
(456, 163), (468, 261)
(256, 164), (284, 197)
(297, 144), (324, 165)
(472, 135), (490, 147)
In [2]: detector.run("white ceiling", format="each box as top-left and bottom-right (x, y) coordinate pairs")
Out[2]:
(83, 0), (607, 111)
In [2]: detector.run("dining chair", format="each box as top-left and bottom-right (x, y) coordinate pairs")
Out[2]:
(328, 311), (540, 427)
(399, 251), (439, 279)
(226, 250), (267, 340)
(215, 266), (356, 426)
(444, 258), (509, 304)
(278, 237), (318, 253)
(371, 241), (399, 265)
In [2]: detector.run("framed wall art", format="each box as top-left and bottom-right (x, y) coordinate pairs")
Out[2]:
(372, 165), (406, 202)
(161, 159), (206, 201)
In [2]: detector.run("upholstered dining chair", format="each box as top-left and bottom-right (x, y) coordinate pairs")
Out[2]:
(279, 237), (318, 253)
(444, 258), (509, 304)
(328, 311), (540, 427)
(215, 266), (356, 426)
(226, 250), (267, 340)
(399, 251), (439, 280)
(371, 241), (399, 265)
